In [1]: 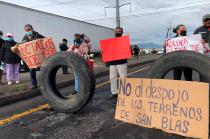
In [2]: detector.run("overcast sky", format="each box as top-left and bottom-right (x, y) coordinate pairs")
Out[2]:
(1, 0), (210, 45)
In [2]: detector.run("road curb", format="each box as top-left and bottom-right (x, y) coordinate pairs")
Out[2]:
(0, 59), (155, 107)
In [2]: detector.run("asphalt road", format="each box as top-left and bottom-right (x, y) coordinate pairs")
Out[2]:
(0, 62), (202, 139)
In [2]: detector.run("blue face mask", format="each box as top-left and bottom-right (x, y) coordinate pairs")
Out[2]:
(26, 31), (33, 36)
(6, 37), (13, 41)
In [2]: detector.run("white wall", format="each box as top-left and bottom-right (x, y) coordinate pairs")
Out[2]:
(0, 2), (114, 52)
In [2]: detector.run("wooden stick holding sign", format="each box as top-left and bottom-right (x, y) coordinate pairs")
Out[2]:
(11, 37), (56, 69)
(115, 78), (209, 139)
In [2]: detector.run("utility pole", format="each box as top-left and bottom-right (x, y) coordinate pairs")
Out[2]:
(104, 0), (131, 27)
(116, 0), (120, 27)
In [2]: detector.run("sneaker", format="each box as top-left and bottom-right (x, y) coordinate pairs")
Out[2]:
(15, 81), (20, 84)
(8, 81), (12, 85)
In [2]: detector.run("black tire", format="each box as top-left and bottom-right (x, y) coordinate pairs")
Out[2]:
(40, 52), (95, 113)
(147, 51), (210, 83)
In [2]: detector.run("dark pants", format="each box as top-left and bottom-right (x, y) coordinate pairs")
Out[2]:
(0, 70), (2, 82)
(173, 68), (192, 81)
(62, 66), (68, 74)
(30, 68), (37, 86)
(0, 61), (2, 82)
(134, 53), (139, 60)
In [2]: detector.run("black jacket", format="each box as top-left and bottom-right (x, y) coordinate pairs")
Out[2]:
(0, 38), (5, 62)
(0, 40), (21, 64)
(194, 25), (210, 44)
(22, 31), (45, 42)
(59, 43), (68, 51)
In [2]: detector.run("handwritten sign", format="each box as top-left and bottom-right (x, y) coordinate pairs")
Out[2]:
(115, 78), (209, 139)
(204, 43), (210, 57)
(165, 34), (203, 53)
(12, 38), (56, 68)
(100, 35), (131, 62)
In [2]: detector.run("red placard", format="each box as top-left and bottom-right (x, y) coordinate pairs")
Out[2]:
(100, 35), (131, 62)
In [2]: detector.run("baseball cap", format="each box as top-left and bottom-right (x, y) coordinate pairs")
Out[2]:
(203, 14), (210, 21)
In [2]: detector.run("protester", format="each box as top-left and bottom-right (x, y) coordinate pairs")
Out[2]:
(109, 27), (128, 98)
(194, 14), (210, 81)
(67, 33), (91, 94)
(133, 45), (140, 60)
(22, 24), (45, 89)
(0, 33), (21, 85)
(194, 14), (210, 49)
(173, 24), (192, 81)
(80, 34), (91, 55)
(59, 38), (69, 74)
(0, 31), (5, 84)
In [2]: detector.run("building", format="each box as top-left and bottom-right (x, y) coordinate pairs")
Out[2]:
(0, 1), (114, 52)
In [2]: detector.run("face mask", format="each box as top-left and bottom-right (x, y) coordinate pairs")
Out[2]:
(26, 31), (33, 36)
(180, 30), (187, 36)
(115, 33), (122, 37)
(6, 37), (13, 41)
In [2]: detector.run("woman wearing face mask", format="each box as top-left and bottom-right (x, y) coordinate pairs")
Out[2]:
(0, 33), (21, 85)
(173, 25), (192, 81)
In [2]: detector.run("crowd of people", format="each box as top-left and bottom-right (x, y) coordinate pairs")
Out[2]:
(0, 24), (91, 90)
(0, 14), (209, 99)
(171, 14), (210, 81)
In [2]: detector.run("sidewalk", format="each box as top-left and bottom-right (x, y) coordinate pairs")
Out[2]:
(0, 54), (160, 106)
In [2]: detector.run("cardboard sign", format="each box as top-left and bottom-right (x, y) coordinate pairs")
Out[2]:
(115, 78), (209, 139)
(100, 35), (131, 62)
(204, 43), (210, 56)
(12, 37), (56, 68)
(166, 34), (203, 53)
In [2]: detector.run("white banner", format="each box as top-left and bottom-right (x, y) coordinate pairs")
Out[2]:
(166, 34), (203, 53)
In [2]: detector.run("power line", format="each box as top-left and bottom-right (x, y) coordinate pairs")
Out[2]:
(84, 2), (210, 22)
(32, 0), (105, 17)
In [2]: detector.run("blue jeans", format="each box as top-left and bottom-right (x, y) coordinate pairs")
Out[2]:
(74, 73), (78, 92)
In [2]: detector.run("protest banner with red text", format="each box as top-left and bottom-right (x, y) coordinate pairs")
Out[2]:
(165, 34), (203, 53)
(13, 37), (56, 68)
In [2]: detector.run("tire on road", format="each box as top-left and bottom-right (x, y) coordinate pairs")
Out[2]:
(147, 51), (210, 83)
(40, 52), (95, 113)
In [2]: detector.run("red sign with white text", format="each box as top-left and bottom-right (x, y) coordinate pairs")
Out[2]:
(100, 35), (131, 62)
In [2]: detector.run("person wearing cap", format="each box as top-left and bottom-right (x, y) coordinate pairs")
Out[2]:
(0, 33), (21, 85)
(194, 14), (210, 81)
(194, 14), (210, 47)
(0, 31), (5, 84)
(22, 24), (45, 89)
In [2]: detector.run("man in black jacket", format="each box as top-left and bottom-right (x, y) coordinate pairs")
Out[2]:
(0, 31), (5, 84)
(22, 24), (45, 89)
(194, 14), (210, 48)
(109, 27), (128, 98)
(59, 38), (68, 74)
(194, 14), (210, 81)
